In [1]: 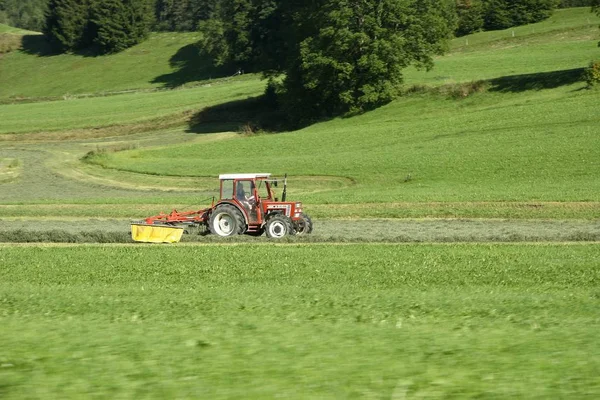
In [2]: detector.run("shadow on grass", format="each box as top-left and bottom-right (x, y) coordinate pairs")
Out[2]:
(19, 34), (59, 56)
(19, 34), (104, 57)
(152, 44), (232, 88)
(187, 96), (292, 134)
(489, 68), (585, 92)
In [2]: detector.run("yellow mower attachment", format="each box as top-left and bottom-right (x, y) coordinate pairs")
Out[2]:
(131, 224), (184, 244)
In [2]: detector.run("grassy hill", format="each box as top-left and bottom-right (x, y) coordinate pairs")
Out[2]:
(0, 31), (231, 100)
(0, 8), (597, 99)
(405, 8), (600, 85)
(89, 84), (599, 205)
(0, 23), (39, 53)
(79, 8), (599, 207)
(0, 23), (38, 34)
(0, 8), (599, 219)
(0, 75), (263, 134)
(2, 11), (600, 399)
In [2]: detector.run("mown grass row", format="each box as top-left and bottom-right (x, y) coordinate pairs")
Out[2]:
(1, 225), (598, 244)
(1, 201), (599, 219)
(1, 243), (598, 398)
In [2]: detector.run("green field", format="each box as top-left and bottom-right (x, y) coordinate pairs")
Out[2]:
(0, 9), (597, 215)
(406, 8), (600, 84)
(1, 243), (599, 398)
(89, 85), (600, 204)
(0, 23), (38, 35)
(1, 7), (600, 398)
(0, 31), (223, 99)
(0, 76), (262, 134)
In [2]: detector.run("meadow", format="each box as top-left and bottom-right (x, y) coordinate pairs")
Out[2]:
(89, 84), (600, 204)
(0, 31), (215, 99)
(0, 9), (597, 218)
(1, 8), (600, 398)
(1, 243), (599, 398)
(0, 76), (263, 134)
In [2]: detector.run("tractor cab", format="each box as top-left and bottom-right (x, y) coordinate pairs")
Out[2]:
(211, 173), (312, 238)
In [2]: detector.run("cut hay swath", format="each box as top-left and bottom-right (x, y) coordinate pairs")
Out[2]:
(130, 224), (184, 243)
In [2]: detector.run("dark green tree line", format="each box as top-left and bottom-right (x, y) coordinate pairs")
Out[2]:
(280, 0), (456, 118)
(198, 0), (280, 72)
(456, 0), (484, 36)
(0, 0), (48, 31)
(43, 0), (153, 54)
(44, 0), (91, 51)
(558, 0), (593, 7)
(593, 0), (600, 45)
(455, 0), (559, 36)
(90, 0), (153, 53)
(200, 0), (456, 122)
(154, 0), (218, 31)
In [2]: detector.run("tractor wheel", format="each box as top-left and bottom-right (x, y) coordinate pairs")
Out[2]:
(209, 205), (245, 237)
(294, 213), (313, 236)
(265, 215), (295, 239)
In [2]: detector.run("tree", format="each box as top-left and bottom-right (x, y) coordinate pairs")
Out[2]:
(482, 0), (512, 29)
(43, 0), (92, 52)
(90, 0), (154, 54)
(44, 0), (153, 54)
(593, 0), (600, 46)
(509, 0), (559, 26)
(558, 0), (592, 7)
(0, 0), (48, 31)
(199, 0), (455, 122)
(277, 0), (456, 121)
(481, 0), (558, 31)
(155, 0), (218, 31)
(198, 0), (280, 71)
(456, 0), (484, 36)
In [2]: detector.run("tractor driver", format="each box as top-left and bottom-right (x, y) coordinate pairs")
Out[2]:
(236, 181), (257, 217)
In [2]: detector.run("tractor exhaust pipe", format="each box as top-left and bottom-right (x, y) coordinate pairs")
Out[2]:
(282, 173), (288, 202)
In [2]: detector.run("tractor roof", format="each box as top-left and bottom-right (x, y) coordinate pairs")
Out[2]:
(219, 173), (271, 180)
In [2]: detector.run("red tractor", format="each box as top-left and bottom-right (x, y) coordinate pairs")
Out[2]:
(131, 173), (313, 242)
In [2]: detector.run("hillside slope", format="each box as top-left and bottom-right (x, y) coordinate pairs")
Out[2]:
(0, 32), (232, 99)
(405, 8), (600, 85)
(82, 8), (600, 205)
(0, 8), (598, 100)
(0, 23), (38, 34)
(0, 9), (599, 217)
(92, 83), (600, 204)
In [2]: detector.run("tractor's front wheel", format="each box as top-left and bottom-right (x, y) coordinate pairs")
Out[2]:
(294, 213), (313, 236)
(209, 205), (245, 237)
(265, 215), (294, 239)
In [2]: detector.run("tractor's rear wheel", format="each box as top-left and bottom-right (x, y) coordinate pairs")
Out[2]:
(209, 205), (245, 237)
(294, 213), (313, 236)
(265, 215), (294, 239)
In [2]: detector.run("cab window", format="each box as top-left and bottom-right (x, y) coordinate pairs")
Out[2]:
(256, 180), (270, 200)
(236, 180), (255, 201)
(221, 179), (234, 199)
